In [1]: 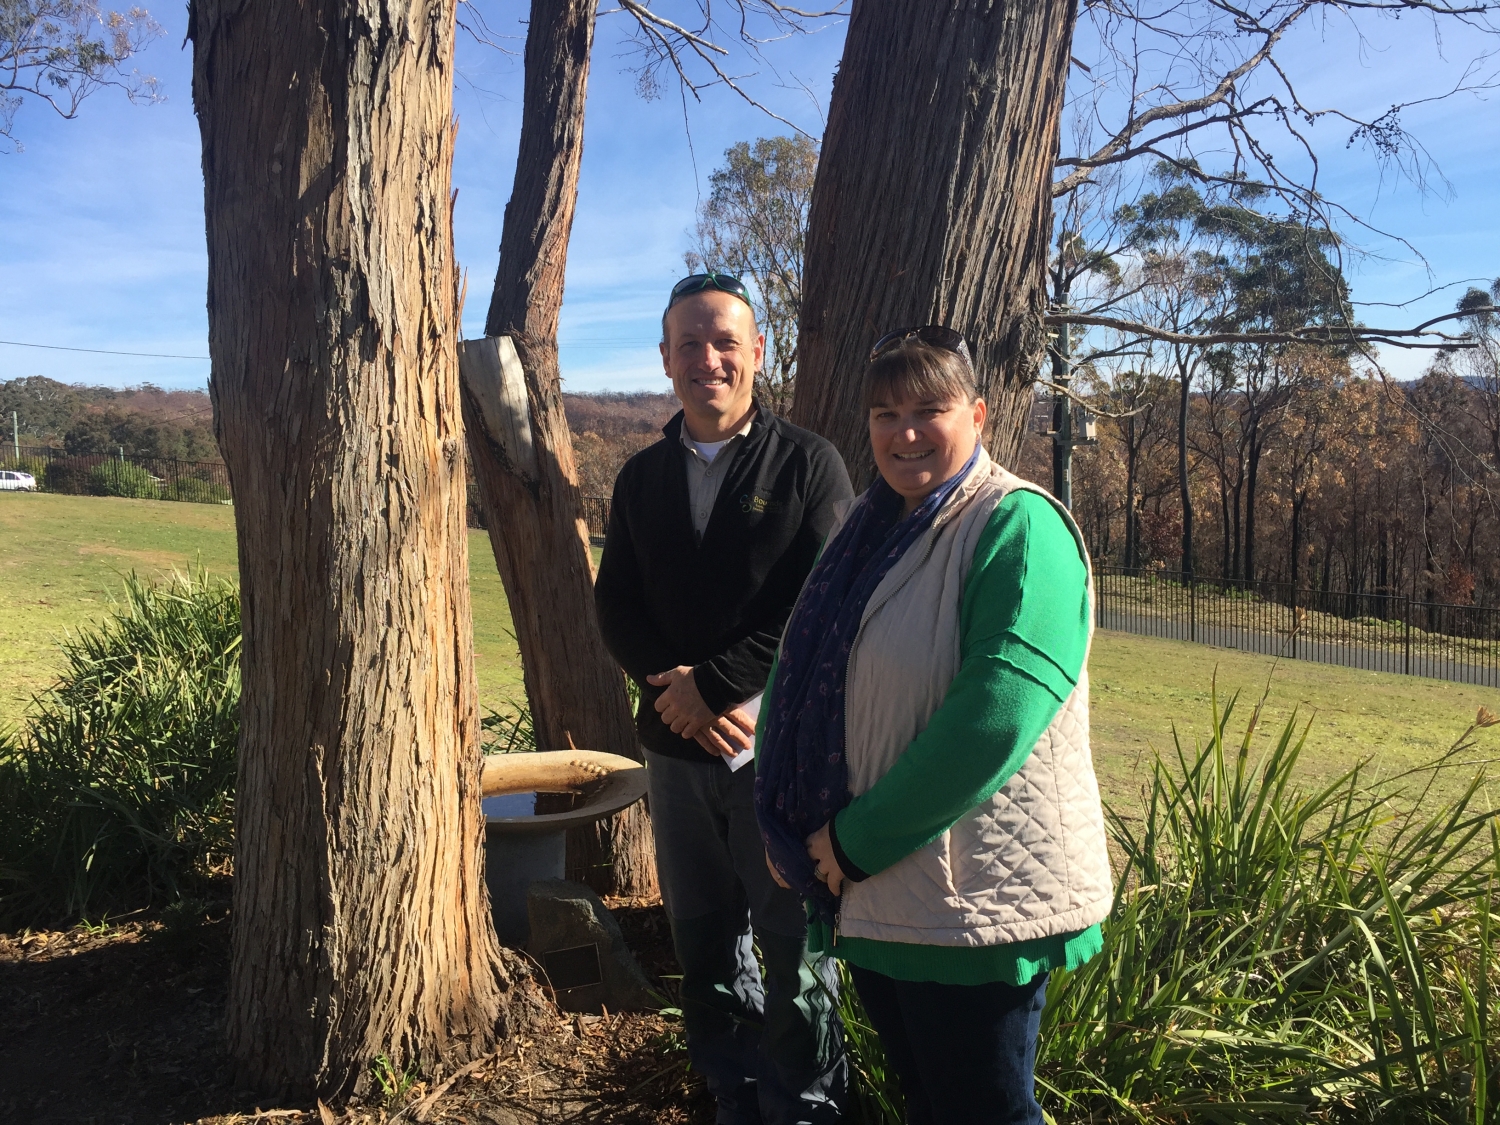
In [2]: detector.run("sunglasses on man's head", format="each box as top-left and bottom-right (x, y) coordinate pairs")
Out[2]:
(869, 325), (973, 368)
(667, 271), (755, 312)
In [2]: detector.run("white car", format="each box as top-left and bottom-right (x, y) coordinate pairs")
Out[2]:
(0, 470), (37, 491)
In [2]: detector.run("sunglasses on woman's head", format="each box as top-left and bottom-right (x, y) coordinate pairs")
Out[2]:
(667, 271), (755, 311)
(869, 325), (973, 368)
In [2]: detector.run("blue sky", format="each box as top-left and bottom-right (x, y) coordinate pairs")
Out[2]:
(0, 4), (1495, 396)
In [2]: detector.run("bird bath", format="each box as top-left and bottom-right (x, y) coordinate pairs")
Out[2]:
(481, 750), (647, 945)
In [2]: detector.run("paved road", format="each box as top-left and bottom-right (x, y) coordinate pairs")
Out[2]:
(1098, 608), (1500, 688)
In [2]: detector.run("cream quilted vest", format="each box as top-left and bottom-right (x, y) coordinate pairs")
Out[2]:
(832, 449), (1114, 947)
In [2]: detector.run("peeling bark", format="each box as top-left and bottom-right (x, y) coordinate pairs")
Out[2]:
(190, 0), (516, 1096)
(793, 0), (1078, 486)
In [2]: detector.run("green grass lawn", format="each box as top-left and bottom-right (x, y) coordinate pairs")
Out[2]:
(0, 491), (523, 729)
(5, 491), (1498, 806)
(1088, 630), (1500, 816)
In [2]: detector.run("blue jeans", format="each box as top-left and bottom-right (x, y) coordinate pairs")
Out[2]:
(848, 966), (1048, 1125)
(646, 750), (846, 1125)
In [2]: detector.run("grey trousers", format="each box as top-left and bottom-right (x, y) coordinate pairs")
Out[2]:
(645, 750), (847, 1125)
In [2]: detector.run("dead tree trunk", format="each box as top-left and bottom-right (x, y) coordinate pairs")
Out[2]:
(462, 0), (656, 899)
(792, 0), (1078, 487)
(189, 0), (538, 1097)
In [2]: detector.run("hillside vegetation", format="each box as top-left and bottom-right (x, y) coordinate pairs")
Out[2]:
(2, 377), (220, 462)
(2, 377), (680, 500)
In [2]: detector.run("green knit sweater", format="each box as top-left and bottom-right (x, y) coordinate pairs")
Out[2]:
(760, 489), (1103, 986)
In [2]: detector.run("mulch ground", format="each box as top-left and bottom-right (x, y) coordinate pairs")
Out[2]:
(0, 899), (714, 1125)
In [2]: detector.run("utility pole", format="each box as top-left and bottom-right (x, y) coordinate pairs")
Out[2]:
(1047, 307), (1098, 510)
(11, 410), (18, 463)
(1050, 312), (1073, 508)
(1045, 230), (1100, 511)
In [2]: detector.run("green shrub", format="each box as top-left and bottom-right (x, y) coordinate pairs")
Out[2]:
(3, 455), (46, 479)
(481, 704), (537, 754)
(43, 457), (92, 494)
(88, 460), (159, 498)
(0, 571), (241, 928)
(162, 477), (231, 504)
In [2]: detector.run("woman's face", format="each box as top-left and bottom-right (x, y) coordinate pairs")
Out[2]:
(869, 390), (987, 512)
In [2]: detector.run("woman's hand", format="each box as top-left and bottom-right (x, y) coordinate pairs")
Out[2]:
(765, 851), (791, 890)
(805, 822), (846, 897)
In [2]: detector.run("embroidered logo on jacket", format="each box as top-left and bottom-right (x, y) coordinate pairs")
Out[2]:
(740, 492), (786, 515)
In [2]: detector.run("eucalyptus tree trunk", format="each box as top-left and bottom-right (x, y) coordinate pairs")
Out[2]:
(792, 0), (1078, 486)
(1245, 421), (1264, 583)
(189, 0), (536, 1097)
(1177, 352), (1196, 579)
(464, 0), (656, 898)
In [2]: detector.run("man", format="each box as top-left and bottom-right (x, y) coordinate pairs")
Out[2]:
(595, 272), (853, 1124)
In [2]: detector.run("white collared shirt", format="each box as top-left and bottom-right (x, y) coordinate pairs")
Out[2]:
(679, 411), (755, 540)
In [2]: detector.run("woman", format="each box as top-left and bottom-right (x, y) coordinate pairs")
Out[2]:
(754, 327), (1113, 1124)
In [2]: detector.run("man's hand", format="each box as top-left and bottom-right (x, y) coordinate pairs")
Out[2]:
(805, 822), (847, 897)
(693, 706), (757, 758)
(647, 665), (716, 739)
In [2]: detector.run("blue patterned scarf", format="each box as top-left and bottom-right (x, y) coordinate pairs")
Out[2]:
(755, 446), (981, 919)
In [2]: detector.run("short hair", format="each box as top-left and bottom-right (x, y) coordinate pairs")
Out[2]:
(862, 337), (979, 412)
(660, 290), (760, 348)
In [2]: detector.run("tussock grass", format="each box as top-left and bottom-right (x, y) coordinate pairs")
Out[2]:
(842, 690), (1500, 1123)
(0, 571), (240, 928)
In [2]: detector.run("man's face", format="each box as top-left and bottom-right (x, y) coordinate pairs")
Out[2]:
(661, 291), (764, 433)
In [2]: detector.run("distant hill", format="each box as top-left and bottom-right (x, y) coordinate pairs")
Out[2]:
(562, 391), (677, 438)
(1, 377), (219, 461)
(563, 391), (678, 497)
(1, 378), (679, 490)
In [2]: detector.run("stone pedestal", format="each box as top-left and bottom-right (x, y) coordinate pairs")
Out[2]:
(484, 827), (567, 946)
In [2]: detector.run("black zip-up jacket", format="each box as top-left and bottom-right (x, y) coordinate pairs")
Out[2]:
(595, 405), (853, 760)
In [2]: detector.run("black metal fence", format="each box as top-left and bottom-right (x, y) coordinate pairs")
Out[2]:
(581, 495), (611, 537)
(1094, 566), (1500, 688)
(467, 494), (609, 537)
(2, 445), (232, 505)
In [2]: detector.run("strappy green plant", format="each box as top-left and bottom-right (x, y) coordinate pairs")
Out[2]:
(1036, 686), (1500, 1123)
(0, 569), (240, 927)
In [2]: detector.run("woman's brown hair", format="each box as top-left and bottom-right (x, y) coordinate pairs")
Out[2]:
(862, 338), (979, 413)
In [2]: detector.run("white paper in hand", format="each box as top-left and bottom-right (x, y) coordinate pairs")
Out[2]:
(724, 692), (761, 772)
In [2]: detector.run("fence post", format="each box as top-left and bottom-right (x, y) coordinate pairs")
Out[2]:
(1290, 584), (1298, 662)
(1404, 597), (1411, 676)
(1189, 576), (1196, 644)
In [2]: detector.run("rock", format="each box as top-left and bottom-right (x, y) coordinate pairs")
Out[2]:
(525, 879), (656, 1014)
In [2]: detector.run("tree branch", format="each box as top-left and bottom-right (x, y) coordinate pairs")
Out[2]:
(612, 0), (822, 137)
(1034, 378), (1154, 419)
(1049, 307), (1498, 350)
(1054, 1), (1311, 196)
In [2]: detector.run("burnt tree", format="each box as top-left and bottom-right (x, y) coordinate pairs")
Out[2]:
(792, 0), (1078, 485)
(190, 0), (540, 1096)
(462, 0), (655, 898)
